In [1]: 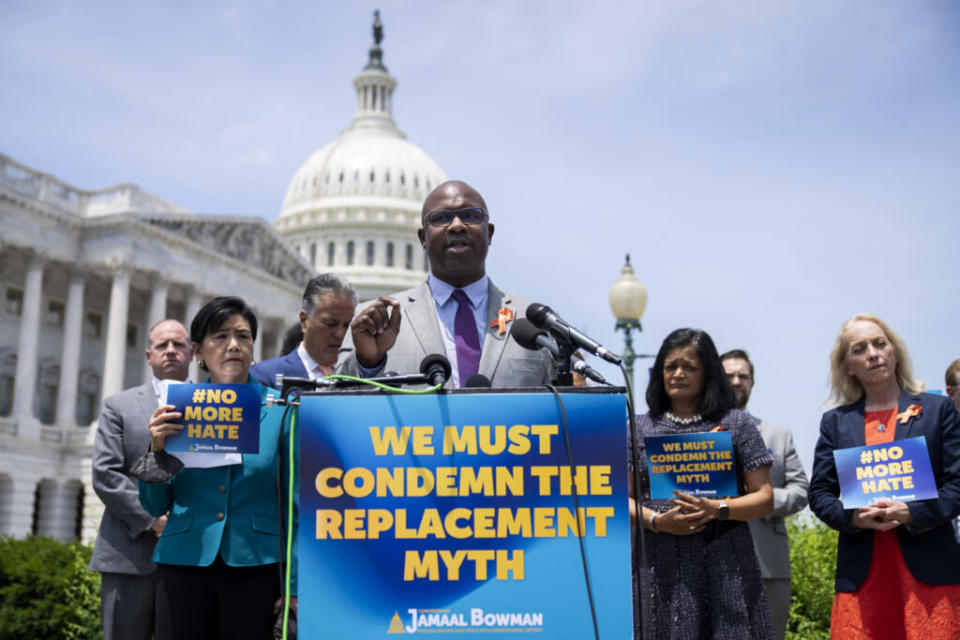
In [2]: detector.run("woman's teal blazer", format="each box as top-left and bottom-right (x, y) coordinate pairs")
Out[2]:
(139, 382), (297, 592)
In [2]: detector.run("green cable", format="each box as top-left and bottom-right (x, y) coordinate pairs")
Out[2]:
(278, 376), (440, 637)
(324, 374), (442, 394)
(282, 406), (296, 639)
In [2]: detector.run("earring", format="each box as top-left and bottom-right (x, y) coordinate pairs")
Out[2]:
(197, 360), (206, 369)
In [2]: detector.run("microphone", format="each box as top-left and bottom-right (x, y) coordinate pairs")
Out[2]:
(526, 303), (622, 365)
(464, 373), (492, 388)
(511, 318), (559, 356)
(510, 319), (610, 385)
(420, 354), (452, 386)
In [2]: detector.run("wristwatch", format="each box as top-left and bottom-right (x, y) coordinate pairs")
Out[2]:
(716, 501), (730, 521)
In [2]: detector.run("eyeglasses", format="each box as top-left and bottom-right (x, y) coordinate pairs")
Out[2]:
(424, 207), (488, 228)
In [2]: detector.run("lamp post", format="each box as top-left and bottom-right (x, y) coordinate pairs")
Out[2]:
(608, 254), (648, 395)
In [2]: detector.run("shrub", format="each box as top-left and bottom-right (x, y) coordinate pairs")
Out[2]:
(786, 516), (837, 640)
(0, 536), (101, 640)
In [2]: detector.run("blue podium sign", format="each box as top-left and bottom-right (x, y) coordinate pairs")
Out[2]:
(644, 431), (737, 500)
(163, 383), (261, 454)
(297, 390), (632, 639)
(833, 436), (939, 508)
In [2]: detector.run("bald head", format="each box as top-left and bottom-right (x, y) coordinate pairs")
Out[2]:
(145, 319), (191, 381)
(418, 179), (494, 288)
(421, 180), (488, 220)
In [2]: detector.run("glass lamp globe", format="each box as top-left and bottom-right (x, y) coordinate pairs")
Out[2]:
(608, 255), (647, 322)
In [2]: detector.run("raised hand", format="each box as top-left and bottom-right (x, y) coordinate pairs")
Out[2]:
(351, 296), (401, 368)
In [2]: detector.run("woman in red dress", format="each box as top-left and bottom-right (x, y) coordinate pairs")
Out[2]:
(809, 314), (960, 639)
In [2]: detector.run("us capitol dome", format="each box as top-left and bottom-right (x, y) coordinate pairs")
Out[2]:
(274, 12), (446, 300)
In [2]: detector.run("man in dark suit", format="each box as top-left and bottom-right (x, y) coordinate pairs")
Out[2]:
(90, 318), (191, 640)
(251, 273), (357, 388)
(339, 180), (554, 387)
(945, 358), (960, 540)
(722, 349), (809, 640)
(946, 359), (960, 412)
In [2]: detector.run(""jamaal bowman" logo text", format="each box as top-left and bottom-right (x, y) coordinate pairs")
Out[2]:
(387, 607), (544, 634)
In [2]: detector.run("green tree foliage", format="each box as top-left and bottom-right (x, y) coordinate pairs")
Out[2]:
(786, 516), (837, 640)
(0, 536), (101, 640)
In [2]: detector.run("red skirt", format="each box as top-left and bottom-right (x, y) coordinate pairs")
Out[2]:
(831, 529), (960, 639)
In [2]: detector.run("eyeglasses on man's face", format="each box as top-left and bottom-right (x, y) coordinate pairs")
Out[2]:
(424, 207), (488, 228)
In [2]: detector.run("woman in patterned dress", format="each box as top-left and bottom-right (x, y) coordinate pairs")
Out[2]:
(631, 328), (774, 640)
(808, 314), (960, 639)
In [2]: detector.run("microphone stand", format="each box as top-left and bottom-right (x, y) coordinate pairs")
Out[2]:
(552, 340), (574, 387)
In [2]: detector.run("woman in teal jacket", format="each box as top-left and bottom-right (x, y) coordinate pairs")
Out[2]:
(136, 296), (296, 640)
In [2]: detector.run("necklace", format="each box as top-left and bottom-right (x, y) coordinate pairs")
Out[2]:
(871, 408), (896, 433)
(665, 411), (702, 425)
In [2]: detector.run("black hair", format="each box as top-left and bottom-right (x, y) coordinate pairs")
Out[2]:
(720, 348), (754, 379)
(190, 296), (258, 346)
(302, 273), (357, 316)
(646, 328), (737, 420)
(279, 321), (303, 356)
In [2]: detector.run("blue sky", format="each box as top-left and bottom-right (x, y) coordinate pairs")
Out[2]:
(3, 1), (959, 471)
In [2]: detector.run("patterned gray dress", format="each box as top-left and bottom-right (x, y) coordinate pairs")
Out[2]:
(632, 410), (774, 640)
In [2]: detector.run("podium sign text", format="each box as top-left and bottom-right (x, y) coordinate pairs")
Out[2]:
(297, 391), (632, 639)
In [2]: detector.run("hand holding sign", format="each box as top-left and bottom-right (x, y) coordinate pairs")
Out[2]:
(148, 403), (183, 452)
(671, 491), (718, 529)
(852, 504), (900, 531)
(852, 499), (913, 530)
(654, 502), (707, 536)
(872, 500), (913, 525)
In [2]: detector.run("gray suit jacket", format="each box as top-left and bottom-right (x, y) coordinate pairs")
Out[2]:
(338, 280), (555, 389)
(747, 418), (809, 579)
(89, 383), (160, 575)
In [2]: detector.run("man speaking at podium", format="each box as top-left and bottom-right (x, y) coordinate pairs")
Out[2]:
(339, 180), (554, 388)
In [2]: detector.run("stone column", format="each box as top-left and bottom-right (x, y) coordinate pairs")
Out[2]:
(185, 289), (203, 382)
(79, 456), (101, 545)
(55, 271), (85, 426)
(33, 478), (58, 539)
(12, 253), (44, 421)
(6, 472), (42, 537)
(252, 312), (264, 364)
(100, 264), (131, 400)
(143, 277), (169, 383)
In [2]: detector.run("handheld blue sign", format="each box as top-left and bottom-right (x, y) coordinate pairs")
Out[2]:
(832, 436), (938, 508)
(645, 431), (737, 500)
(164, 383), (261, 454)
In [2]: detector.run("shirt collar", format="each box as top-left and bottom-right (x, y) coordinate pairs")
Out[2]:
(297, 342), (323, 375)
(151, 375), (189, 399)
(427, 273), (488, 308)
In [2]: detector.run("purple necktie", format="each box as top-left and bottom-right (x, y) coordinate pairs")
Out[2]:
(451, 289), (481, 386)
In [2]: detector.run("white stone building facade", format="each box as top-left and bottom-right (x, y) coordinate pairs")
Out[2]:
(0, 14), (447, 545)
(0, 153), (310, 543)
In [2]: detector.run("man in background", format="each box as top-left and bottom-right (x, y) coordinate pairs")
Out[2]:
(946, 358), (960, 411)
(721, 349), (809, 640)
(251, 273), (357, 388)
(90, 319), (192, 640)
(945, 358), (960, 541)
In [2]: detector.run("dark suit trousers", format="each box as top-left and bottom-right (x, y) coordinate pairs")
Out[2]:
(100, 571), (161, 640)
(156, 558), (280, 640)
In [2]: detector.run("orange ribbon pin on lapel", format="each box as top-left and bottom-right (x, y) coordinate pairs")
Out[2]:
(491, 307), (514, 335)
(896, 404), (922, 425)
